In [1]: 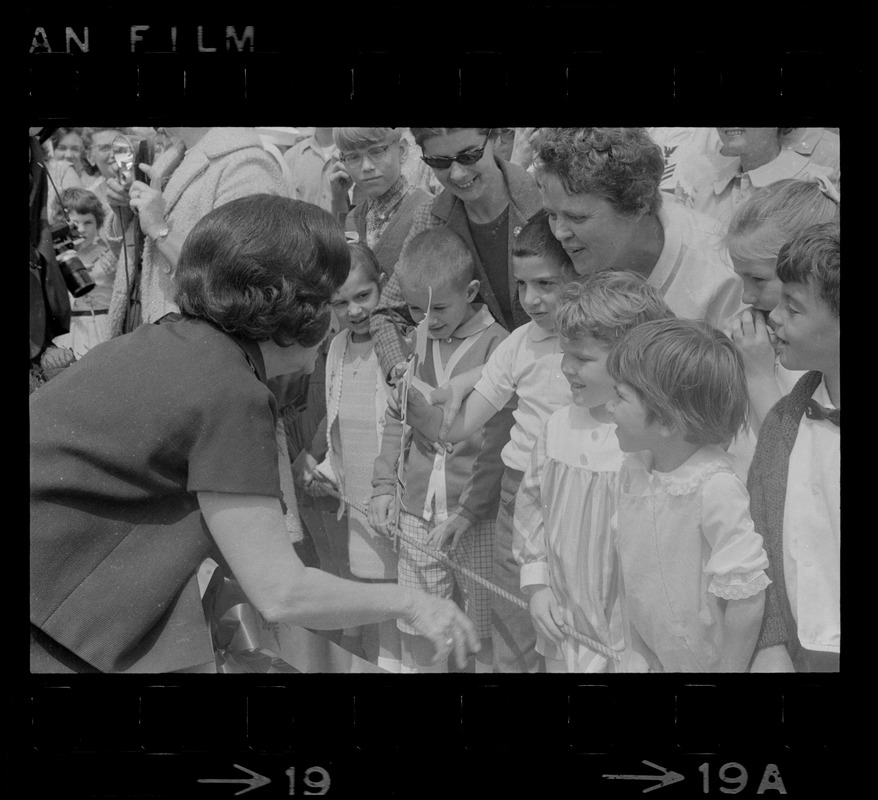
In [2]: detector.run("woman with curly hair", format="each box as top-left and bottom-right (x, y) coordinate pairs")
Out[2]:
(533, 127), (745, 330)
(30, 195), (479, 674)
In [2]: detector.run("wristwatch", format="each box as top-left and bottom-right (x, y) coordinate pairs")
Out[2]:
(149, 223), (171, 242)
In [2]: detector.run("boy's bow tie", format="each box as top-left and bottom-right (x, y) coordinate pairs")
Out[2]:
(805, 399), (840, 427)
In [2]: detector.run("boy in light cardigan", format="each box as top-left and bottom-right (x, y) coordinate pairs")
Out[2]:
(369, 228), (511, 673)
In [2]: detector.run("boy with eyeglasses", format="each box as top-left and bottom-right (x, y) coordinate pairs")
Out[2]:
(330, 128), (431, 276)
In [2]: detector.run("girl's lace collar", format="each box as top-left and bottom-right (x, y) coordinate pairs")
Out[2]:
(624, 445), (734, 495)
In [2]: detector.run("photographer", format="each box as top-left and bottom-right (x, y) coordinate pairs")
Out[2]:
(29, 128), (73, 390)
(105, 126), (287, 335)
(55, 188), (117, 357)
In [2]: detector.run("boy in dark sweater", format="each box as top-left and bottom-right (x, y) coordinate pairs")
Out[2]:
(748, 222), (840, 672)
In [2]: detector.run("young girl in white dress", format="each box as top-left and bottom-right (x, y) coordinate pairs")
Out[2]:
(512, 271), (674, 673)
(304, 243), (401, 672)
(607, 318), (771, 672)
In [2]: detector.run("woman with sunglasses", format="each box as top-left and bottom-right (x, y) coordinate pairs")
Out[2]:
(369, 127), (544, 382)
(30, 195), (480, 674)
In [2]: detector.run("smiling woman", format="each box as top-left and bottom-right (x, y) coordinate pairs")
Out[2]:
(50, 127), (86, 176)
(533, 127), (746, 332)
(369, 127), (544, 380)
(687, 127), (838, 228)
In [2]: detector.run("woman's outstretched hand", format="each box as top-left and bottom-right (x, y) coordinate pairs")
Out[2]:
(404, 590), (480, 668)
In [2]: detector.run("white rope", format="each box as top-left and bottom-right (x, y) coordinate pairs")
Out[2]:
(326, 488), (622, 662)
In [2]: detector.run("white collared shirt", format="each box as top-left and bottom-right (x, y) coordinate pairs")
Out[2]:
(474, 321), (572, 472)
(782, 379), (840, 652)
(283, 135), (337, 212)
(692, 149), (837, 229)
(649, 201), (746, 331)
(618, 446), (770, 672)
(660, 127), (840, 201)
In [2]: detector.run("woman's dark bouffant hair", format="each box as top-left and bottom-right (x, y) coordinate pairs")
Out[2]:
(533, 127), (664, 218)
(175, 195), (350, 346)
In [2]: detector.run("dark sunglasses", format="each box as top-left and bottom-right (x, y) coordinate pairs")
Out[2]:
(420, 130), (492, 170)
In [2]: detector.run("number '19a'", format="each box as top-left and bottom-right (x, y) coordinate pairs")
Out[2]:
(698, 762), (786, 794)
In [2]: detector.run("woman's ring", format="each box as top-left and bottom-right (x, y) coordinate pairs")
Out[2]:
(445, 636), (454, 648)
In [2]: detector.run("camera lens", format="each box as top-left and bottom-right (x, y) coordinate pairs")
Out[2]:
(58, 254), (95, 298)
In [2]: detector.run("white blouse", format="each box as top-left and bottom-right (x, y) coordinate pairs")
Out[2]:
(617, 445), (770, 672)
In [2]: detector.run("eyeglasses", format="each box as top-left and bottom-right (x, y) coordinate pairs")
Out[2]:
(420, 130), (492, 170)
(338, 143), (393, 167)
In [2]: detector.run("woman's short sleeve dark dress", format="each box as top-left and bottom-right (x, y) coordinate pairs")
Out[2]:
(30, 317), (282, 672)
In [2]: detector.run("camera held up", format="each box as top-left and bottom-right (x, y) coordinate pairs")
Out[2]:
(50, 219), (95, 298)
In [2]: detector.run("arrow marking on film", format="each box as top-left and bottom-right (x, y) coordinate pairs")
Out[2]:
(197, 763), (272, 795)
(603, 760), (685, 793)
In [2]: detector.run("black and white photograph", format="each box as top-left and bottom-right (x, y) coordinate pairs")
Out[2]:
(23, 11), (850, 798)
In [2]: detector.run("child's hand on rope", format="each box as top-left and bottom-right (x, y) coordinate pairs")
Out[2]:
(368, 494), (397, 537)
(426, 513), (472, 551)
(298, 454), (336, 497)
(526, 585), (565, 647)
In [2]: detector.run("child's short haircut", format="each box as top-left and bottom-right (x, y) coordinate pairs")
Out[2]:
(555, 270), (675, 346)
(607, 318), (748, 446)
(333, 127), (402, 152)
(725, 177), (840, 262)
(512, 210), (576, 278)
(396, 228), (475, 293)
(776, 221), (840, 318)
(60, 187), (106, 230)
(347, 241), (384, 285)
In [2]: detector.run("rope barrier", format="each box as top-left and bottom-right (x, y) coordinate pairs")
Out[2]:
(323, 487), (622, 663)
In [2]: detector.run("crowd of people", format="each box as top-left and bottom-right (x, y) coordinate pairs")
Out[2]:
(29, 126), (840, 674)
